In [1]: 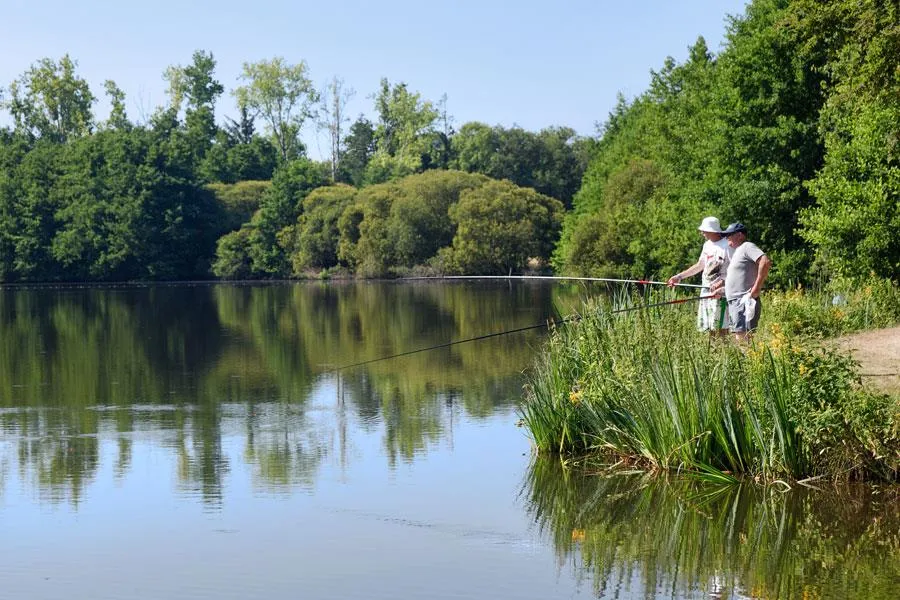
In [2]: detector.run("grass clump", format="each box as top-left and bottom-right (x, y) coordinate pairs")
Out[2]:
(520, 293), (899, 482)
(765, 276), (900, 338)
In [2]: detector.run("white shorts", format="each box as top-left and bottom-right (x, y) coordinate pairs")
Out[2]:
(697, 297), (729, 332)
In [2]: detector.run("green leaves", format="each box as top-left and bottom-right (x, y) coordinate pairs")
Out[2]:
(3, 55), (95, 142)
(445, 180), (563, 275)
(234, 57), (318, 162)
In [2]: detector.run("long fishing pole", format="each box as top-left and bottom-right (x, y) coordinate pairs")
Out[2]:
(400, 275), (708, 289)
(335, 294), (718, 371)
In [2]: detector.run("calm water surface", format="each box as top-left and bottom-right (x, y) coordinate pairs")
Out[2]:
(0, 282), (897, 599)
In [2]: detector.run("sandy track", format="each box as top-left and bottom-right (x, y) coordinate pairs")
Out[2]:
(835, 326), (900, 395)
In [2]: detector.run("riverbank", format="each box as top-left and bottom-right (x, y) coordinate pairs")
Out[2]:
(519, 282), (900, 483)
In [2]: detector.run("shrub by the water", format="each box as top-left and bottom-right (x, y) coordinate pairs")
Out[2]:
(520, 292), (899, 482)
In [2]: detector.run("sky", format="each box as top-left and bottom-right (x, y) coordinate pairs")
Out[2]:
(1, 0), (750, 160)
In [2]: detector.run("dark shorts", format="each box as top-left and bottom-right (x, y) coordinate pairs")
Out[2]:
(727, 297), (761, 333)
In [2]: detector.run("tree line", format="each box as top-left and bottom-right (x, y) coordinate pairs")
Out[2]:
(1, 0), (897, 284)
(555, 0), (898, 284)
(0, 52), (587, 281)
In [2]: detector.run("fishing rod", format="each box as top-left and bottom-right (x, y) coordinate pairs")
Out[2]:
(335, 294), (718, 371)
(400, 275), (708, 289)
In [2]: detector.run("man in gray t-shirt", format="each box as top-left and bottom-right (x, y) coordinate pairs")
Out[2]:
(713, 223), (772, 341)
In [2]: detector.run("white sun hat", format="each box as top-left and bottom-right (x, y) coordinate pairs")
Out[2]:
(697, 216), (723, 233)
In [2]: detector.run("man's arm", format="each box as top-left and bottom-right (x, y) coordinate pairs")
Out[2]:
(667, 260), (703, 286)
(750, 255), (771, 298)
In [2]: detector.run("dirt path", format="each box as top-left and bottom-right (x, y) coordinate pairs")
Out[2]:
(835, 326), (900, 395)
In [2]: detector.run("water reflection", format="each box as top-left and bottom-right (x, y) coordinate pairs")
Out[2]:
(523, 459), (900, 600)
(0, 282), (575, 505)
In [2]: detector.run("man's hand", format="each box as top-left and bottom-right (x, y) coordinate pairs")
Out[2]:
(667, 275), (681, 288)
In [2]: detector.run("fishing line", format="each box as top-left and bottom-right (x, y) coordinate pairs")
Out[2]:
(335, 294), (718, 371)
(399, 275), (708, 289)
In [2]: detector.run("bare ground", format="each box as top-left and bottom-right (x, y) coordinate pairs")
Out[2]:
(835, 326), (900, 395)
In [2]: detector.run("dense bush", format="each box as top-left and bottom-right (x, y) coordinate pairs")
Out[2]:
(520, 292), (899, 482)
(441, 180), (563, 275)
(206, 180), (271, 232)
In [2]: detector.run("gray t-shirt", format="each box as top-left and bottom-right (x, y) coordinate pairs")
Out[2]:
(725, 241), (765, 300)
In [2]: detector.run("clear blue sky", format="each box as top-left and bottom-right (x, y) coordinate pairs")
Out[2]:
(1, 0), (749, 159)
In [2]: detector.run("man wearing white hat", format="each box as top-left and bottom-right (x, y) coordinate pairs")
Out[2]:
(667, 216), (732, 334)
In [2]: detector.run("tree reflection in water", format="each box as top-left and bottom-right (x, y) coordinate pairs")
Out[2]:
(0, 282), (574, 505)
(522, 458), (900, 600)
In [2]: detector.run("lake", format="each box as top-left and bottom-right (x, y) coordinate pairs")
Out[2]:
(1, 282), (897, 599)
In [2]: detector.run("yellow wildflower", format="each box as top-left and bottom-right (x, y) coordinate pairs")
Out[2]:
(569, 389), (583, 405)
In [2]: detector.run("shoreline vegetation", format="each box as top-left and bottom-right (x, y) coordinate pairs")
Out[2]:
(1, 0), (897, 483)
(1, 2), (897, 288)
(524, 461), (900, 599)
(520, 279), (900, 484)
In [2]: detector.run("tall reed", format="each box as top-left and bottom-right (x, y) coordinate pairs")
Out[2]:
(520, 293), (898, 481)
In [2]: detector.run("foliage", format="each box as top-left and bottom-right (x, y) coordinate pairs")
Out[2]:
(199, 133), (279, 184)
(226, 158), (327, 277)
(557, 158), (671, 277)
(334, 170), (490, 276)
(442, 180), (563, 275)
(554, 37), (721, 278)
(763, 277), (900, 338)
(364, 78), (439, 183)
(0, 127), (224, 281)
(165, 50), (224, 169)
(211, 227), (254, 279)
(796, 0), (900, 279)
(2, 55), (95, 142)
(555, 0), (898, 286)
(4, 2), (900, 285)
(205, 180), (271, 232)
(524, 464), (900, 600)
(234, 57), (318, 162)
(451, 122), (592, 208)
(287, 184), (357, 272)
(520, 293), (899, 481)
(337, 116), (376, 186)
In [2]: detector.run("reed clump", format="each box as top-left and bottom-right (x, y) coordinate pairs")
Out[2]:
(520, 295), (899, 482)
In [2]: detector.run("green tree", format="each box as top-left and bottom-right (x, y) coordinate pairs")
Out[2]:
(795, 0), (900, 278)
(200, 106), (278, 183)
(561, 159), (670, 277)
(386, 170), (488, 267)
(102, 80), (130, 131)
(164, 50), (224, 172)
(211, 228), (254, 279)
(206, 180), (272, 232)
(332, 170), (490, 276)
(710, 0), (827, 276)
(339, 185), (396, 276)
(287, 184), (357, 272)
(234, 57), (319, 162)
(3, 55), (95, 142)
(0, 139), (65, 280)
(215, 158), (326, 277)
(338, 116), (376, 186)
(443, 180), (563, 274)
(49, 127), (224, 280)
(364, 79), (440, 184)
(451, 123), (589, 208)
